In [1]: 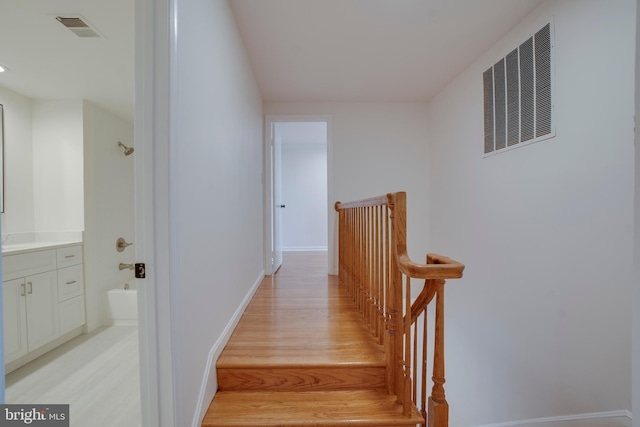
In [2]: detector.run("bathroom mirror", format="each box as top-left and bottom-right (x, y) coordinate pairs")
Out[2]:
(0, 104), (3, 213)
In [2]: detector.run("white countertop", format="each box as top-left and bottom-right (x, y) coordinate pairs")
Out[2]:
(2, 241), (83, 256)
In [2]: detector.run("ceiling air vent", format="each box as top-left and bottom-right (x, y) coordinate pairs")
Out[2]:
(56, 16), (101, 38)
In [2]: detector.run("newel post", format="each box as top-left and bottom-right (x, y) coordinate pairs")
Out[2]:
(386, 192), (408, 403)
(384, 194), (398, 397)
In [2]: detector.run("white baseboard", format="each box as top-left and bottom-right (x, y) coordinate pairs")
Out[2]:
(282, 246), (328, 252)
(474, 410), (632, 427)
(191, 270), (265, 427)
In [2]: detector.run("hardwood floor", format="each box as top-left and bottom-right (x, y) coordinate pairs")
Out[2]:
(203, 251), (423, 427)
(5, 325), (141, 427)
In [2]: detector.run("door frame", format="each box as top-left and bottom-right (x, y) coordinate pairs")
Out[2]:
(135, 0), (175, 424)
(263, 115), (334, 275)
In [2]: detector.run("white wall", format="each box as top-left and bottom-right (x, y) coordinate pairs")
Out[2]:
(32, 100), (84, 233)
(172, 1), (264, 425)
(281, 143), (327, 250)
(0, 86), (34, 234)
(83, 101), (134, 331)
(426, 0), (635, 425)
(0, 93), (85, 237)
(264, 102), (431, 273)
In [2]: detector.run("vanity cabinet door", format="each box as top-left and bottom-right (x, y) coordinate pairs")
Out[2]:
(3, 278), (28, 364)
(24, 271), (60, 351)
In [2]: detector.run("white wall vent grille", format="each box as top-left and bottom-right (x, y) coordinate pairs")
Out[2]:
(483, 23), (554, 155)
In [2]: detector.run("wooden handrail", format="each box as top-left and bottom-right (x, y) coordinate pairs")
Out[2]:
(335, 192), (464, 427)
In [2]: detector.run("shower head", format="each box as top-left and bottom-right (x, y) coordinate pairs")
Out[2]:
(118, 141), (134, 156)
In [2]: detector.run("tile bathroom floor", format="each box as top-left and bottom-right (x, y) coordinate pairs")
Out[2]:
(5, 325), (141, 427)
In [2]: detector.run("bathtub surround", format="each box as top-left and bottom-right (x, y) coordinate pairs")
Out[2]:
(83, 101), (135, 331)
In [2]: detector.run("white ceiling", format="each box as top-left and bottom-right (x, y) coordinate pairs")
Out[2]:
(230, 0), (544, 102)
(0, 0), (544, 123)
(0, 0), (134, 122)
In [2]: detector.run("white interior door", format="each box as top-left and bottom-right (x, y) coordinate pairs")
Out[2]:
(272, 123), (284, 273)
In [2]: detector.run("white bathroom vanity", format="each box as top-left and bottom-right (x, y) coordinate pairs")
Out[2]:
(2, 242), (85, 372)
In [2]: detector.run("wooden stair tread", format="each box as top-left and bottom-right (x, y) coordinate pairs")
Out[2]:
(202, 390), (424, 427)
(217, 365), (386, 392)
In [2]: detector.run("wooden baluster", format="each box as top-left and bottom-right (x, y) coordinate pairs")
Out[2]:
(338, 209), (343, 282)
(339, 210), (344, 286)
(383, 204), (390, 347)
(360, 207), (367, 316)
(355, 208), (360, 308)
(428, 279), (448, 427)
(362, 207), (367, 319)
(346, 210), (351, 295)
(377, 206), (384, 344)
(421, 303), (428, 422)
(349, 209), (354, 296)
(371, 205), (377, 333)
(360, 207), (365, 315)
(346, 210), (350, 293)
(376, 206), (384, 338)
(367, 206), (372, 326)
(352, 209), (357, 298)
(403, 275), (412, 416)
(343, 209), (348, 292)
(376, 205), (383, 343)
(359, 207), (367, 316)
(372, 205), (378, 337)
(342, 210), (346, 284)
(412, 321), (418, 402)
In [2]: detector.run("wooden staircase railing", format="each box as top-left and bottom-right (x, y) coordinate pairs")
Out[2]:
(335, 192), (464, 427)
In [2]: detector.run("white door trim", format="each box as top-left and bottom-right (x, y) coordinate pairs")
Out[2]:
(135, 0), (176, 425)
(263, 115), (335, 275)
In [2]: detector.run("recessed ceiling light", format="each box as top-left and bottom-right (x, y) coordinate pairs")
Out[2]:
(0, 64), (9, 73)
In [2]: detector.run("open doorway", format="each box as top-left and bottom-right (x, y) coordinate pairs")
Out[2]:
(265, 117), (331, 275)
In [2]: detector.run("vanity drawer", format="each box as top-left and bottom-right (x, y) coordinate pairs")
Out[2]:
(3, 250), (57, 281)
(57, 264), (84, 302)
(56, 245), (83, 268)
